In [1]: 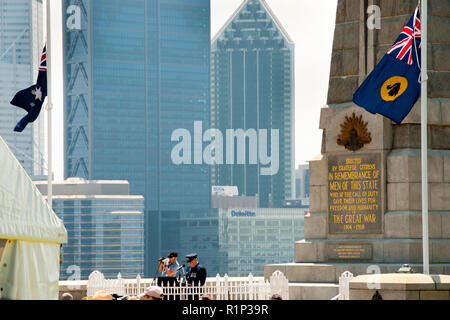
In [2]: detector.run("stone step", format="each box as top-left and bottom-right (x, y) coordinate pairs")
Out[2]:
(264, 263), (450, 284)
(289, 282), (339, 300)
(294, 239), (450, 264)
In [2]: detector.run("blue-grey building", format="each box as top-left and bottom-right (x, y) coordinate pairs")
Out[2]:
(160, 208), (227, 276)
(0, 0), (45, 177)
(295, 164), (309, 200)
(218, 208), (304, 276)
(211, 0), (295, 208)
(35, 178), (145, 280)
(62, 0), (211, 277)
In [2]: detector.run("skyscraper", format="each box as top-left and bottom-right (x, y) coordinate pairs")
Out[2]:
(295, 164), (309, 200)
(62, 0), (211, 276)
(0, 0), (45, 176)
(211, 0), (295, 208)
(35, 178), (145, 280)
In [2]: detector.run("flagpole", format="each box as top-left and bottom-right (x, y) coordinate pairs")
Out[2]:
(420, 0), (429, 275)
(46, 0), (53, 210)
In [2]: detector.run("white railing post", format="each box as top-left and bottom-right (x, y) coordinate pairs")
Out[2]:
(248, 273), (254, 300)
(136, 274), (141, 296)
(338, 271), (353, 300)
(117, 273), (124, 296)
(87, 270), (104, 297)
(224, 274), (229, 300)
(215, 274), (222, 300)
(269, 270), (289, 300)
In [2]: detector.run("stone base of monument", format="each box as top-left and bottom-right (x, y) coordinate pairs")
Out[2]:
(264, 263), (450, 300)
(266, 0), (450, 301)
(349, 274), (450, 300)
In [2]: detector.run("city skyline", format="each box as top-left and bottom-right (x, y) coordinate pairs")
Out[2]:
(46, 0), (338, 181)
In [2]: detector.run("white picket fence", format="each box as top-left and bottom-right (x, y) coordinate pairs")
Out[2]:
(87, 270), (289, 300)
(330, 271), (354, 300)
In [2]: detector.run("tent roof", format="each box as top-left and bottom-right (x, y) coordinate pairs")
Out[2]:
(0, 136), (67, 244)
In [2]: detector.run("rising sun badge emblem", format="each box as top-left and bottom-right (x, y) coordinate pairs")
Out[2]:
(337, 113), (372, 151)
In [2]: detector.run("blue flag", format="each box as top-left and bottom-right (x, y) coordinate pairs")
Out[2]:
(353, 7), (421, 124)
(10, 45), (47, 132)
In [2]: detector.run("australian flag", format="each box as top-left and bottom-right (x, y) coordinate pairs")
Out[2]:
(353, 7), (421, 124)
(10, 45), (47, 132)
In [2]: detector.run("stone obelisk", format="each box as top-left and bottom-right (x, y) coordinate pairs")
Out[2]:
(265, 0), (449, 300)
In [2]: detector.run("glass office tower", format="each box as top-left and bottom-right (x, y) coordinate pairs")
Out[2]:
(211, 0), (295, 208)
(295, 164), (309, 200)
(35, 178), (144, 280)
(0, 0), (45, 176)
(63, 0), (211, 276)
(218, 208), (304, 276)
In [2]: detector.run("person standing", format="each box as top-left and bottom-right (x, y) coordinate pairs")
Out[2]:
(185, 253), (207, 286)
(158, 251), (180, 278)
(185, 253), (207, 300)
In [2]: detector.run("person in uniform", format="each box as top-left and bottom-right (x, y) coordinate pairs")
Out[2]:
(184, 253), (207, 300)
(185, 253), (207, 286)
(186, 253), (206, 300)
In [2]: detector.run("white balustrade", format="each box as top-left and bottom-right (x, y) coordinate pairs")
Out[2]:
(86, 269), (289, 300)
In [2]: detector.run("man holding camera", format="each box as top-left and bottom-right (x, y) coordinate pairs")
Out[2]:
(158, 251), (180, 277)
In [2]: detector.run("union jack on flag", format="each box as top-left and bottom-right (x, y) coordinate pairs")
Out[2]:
(386, 7), (421, 66)
(353, 7), (422, 124)
(10, 45), (48, 132)
(39, 45), (47, 71)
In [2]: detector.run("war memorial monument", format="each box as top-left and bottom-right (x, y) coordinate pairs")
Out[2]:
(265, 0), (450, 299)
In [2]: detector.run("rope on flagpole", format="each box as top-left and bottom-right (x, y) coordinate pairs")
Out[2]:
(412, 5), (423, 84)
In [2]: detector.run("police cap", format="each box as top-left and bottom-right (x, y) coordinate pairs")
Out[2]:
(186, 253), (197, 262)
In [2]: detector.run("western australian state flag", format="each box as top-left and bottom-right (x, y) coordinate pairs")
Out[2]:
(10, 45), (47, 132)
(353, 7), (421, 124)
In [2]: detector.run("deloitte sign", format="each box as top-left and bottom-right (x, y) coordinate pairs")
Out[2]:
(231, 210), (256, 217)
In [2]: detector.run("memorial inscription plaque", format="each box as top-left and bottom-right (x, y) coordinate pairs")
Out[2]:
(328, 153), (382, 234)
(327, 244), (373, 260)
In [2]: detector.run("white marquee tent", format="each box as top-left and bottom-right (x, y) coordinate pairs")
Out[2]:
(0, 136), (67, 300)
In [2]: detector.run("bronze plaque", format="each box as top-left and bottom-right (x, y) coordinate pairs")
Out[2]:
(328, 153), (382, 234)
(327, 243), (373, 260)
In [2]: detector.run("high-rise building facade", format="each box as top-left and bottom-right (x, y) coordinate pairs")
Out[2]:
(35, 178), (145, 280)
(211, 0), (295, 208)
(218, 208), (304, 276)
(0, 0), (45, 177)
(62, 0), (211, 276)
(295, 164), (309, 200)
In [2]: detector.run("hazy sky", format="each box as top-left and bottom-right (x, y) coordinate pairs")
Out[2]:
(47, 0), (337, 180)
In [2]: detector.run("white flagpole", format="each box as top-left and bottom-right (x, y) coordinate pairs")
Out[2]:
(420, 0), (429, 275)
(46, 0), (53, 210)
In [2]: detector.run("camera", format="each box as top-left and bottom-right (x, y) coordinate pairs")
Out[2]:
(159, 257), (166, 263)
